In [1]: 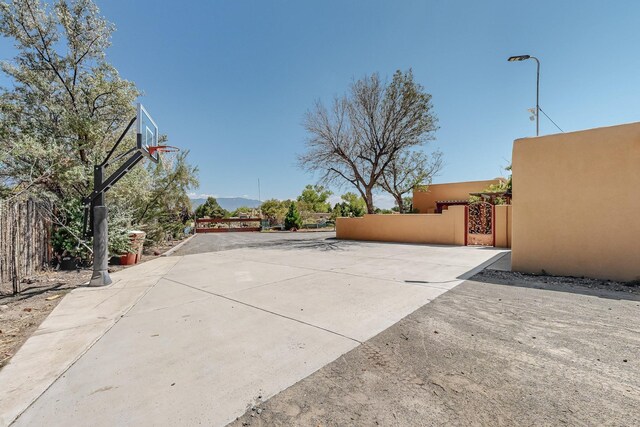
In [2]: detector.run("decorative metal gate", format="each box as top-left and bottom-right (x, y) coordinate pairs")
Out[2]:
(465, 202), (495, 246)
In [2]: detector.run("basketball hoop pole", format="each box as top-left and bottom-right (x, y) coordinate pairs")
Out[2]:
(89, 165), (111, 286)
(83, 115), (144, 287)
(82, 103), (161, 287)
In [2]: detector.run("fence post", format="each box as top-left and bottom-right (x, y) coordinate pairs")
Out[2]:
(11, 203), (20, 294)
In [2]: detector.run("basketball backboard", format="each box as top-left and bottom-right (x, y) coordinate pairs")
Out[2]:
(136, 103), (159, 162)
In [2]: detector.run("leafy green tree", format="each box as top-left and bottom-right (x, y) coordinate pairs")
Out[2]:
(300, 69), (438, 214)
(0, 0), (199, 254)
(195, 197), (228, 219)
(332, 192), (366, 219)
(50, 198), (90, 256)
(284, 202), (302, 230)
(297, 184), (332, 213)
(330, 203), (344, 220)
(135, 150), (199, 242)
(340, 192), (366, 217)
(230, 206), (254, 217)
(260, 198), (290, 226)
(0, 0), (140, 200)
(374, 208), (394, 214)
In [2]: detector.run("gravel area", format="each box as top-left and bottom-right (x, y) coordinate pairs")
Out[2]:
(230, 270), (640, 426)
(476, 268), (640, 296)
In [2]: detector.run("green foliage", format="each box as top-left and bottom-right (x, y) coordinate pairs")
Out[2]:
(134, 150), (199, 243)
(0, 0), (199, 255)
(260, 198), (291, 226)
(374, 208), (394, 214)
(284, 202), (302, 230)
(297, 184), (332, 213)
(50, 197), (134, 257)
(471, 167), (512, 206)
(107, 204), (135, 255)
(195, 197), (228, 219)
(331, 192), (366, 219)
(50, 198), (88, 256)
(230, 206), (255, 217)
(0, 0), (140, 200)
(341, 192), (366, 216)
(506, 169), (512, 194)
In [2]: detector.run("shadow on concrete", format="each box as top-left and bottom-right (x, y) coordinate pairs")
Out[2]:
(0, 281), (76, 302)
(470, 268), (640, 302)
(244, 237), (348, 252)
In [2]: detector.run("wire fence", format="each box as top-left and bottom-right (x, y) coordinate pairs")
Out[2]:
(0, 198), (51, 294)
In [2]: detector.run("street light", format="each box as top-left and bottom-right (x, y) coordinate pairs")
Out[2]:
(508, 55), (540, 136)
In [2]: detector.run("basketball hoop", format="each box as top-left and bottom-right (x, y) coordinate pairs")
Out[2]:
(148, 145), (180, 172)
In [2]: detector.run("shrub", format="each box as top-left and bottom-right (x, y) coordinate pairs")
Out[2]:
(284, 202), (302, 230)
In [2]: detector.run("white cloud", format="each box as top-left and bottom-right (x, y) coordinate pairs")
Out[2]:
(188, 192), (218, 199)
(327, 192), (397, 209)
(327, 194), (342, 206)
(373, 193), (396, 210)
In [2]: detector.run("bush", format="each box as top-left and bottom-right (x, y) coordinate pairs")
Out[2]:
(51, 199), (87, 257)
(284, 202), (302, 230)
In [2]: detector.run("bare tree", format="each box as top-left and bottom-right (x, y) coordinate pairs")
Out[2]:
(299, 70), (438, 213)
(380, 150), (443, 213)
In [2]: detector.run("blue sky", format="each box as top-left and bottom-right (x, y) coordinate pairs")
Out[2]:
(3, 1), (640, 207)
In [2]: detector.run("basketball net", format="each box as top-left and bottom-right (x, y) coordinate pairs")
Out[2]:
(148, 145), (180, 173)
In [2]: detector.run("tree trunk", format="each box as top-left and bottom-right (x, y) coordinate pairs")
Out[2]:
(365, 188), (375, 214)
(395, 195), (404, 214)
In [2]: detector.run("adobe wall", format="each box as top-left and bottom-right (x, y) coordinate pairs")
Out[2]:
(494, 205), (512, 249)
(413, 179), (505, 213)
(336, 206), (466, 246)
(512, 122), (640, 281)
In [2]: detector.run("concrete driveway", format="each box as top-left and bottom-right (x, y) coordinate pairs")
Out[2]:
(1, 234), (504, 426)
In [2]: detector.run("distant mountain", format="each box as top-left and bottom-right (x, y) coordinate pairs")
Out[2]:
(190, 197), (262, 211)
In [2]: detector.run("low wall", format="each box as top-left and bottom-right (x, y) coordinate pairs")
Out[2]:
(494, 205), (512, 249)
(336, 206), (466, 245)
(512, 122), (640, 282)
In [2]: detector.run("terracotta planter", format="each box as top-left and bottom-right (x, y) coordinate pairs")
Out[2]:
(119, 252), (137, 265)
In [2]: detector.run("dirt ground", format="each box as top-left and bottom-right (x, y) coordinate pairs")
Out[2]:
(230, 271), (640, 426)
(0, 238), (186, 369)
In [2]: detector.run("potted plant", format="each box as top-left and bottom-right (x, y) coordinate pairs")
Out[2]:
(109, 229), (136, 265)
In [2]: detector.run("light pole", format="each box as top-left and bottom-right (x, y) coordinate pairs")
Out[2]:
(508, 55), (540, 136)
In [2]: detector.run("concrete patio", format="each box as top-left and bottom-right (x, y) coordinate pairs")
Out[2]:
(0, 236), (505, 426)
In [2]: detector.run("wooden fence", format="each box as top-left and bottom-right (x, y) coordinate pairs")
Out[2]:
(0, 198), (51, 293)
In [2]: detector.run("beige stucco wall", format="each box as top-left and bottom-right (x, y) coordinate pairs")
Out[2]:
(512, 122), (640, 281)
(494, 205), (512, 249)
(336, 206), (466, 245)
(413, 179), (504, 213)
